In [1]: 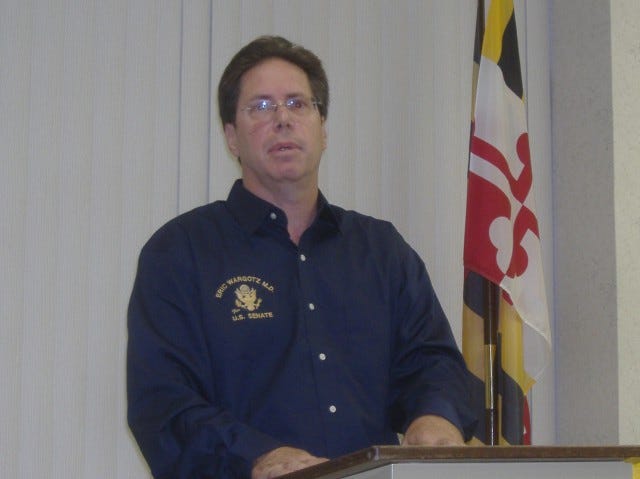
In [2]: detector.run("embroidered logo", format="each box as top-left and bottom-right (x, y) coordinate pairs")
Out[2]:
(234, 284), (262, 311)
(215, 275), (275, 322)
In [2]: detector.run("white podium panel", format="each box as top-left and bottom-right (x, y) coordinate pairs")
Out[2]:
(343, 461), (633, 479)
(282, 446), (640, 479)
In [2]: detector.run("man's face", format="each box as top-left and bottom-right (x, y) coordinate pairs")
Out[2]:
(224, 58), (327, 194)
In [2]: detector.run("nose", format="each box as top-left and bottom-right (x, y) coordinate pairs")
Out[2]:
(274, 104), (293, 129)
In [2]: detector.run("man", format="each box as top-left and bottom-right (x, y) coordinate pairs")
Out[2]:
(127, 36), (476, 479)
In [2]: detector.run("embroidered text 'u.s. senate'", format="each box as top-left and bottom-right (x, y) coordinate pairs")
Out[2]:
(215, 275), (275, 322)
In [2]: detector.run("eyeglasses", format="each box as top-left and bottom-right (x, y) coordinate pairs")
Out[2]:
(240, 97), (321, 120)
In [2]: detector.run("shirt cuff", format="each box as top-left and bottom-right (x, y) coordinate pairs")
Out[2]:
(404, 398), (466, 439)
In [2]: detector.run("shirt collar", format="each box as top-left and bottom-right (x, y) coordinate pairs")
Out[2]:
(226, 179), (340, 235)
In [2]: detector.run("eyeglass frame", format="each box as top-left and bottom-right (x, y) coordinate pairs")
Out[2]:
(239, 96), (323, 120)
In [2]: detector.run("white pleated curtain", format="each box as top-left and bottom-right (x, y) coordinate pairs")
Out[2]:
(0, 1), (551, 477)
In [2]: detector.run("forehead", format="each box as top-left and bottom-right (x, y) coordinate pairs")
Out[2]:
(238, 57), (312, 99)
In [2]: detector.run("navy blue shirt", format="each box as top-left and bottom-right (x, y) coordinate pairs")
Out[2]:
(127, 180), (476, 479)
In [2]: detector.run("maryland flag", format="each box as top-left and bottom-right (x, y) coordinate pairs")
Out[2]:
(462, 0), (552, 445)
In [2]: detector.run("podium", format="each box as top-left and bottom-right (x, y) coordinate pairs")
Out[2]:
(282, 446), (640, 479)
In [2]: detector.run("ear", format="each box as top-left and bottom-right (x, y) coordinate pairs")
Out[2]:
(224, 123), (239, 157)
(321, 119), (328, 151)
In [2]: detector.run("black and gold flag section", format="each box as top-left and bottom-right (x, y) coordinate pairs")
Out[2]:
(462, 271), (527, 445)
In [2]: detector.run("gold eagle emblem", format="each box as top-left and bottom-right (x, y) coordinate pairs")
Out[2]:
(234, 284), (262, 311)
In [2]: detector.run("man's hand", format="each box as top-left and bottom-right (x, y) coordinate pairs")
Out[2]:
(401, 414), (465, 446)
(251, 446), (328, 479)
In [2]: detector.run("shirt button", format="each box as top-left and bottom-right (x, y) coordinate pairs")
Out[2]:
(318, 353), (326, 361)
(269, 212), (277, 220)
(329, 405), (337, 413)
(300, 253), (307, 262)
(308, 303), (315, 311)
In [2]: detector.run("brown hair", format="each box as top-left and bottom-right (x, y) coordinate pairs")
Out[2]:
(217, 36), (329, 125)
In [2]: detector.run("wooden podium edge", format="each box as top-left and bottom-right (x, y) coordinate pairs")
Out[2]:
(281, 445), (640, 479)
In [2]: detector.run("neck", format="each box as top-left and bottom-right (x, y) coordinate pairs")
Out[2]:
(282, 198), (317, 244)
(242, 177), (318, 245)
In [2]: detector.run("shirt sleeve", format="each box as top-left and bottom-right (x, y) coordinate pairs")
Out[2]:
(386, 230), (478, 441)
(127, 227), (283, 479)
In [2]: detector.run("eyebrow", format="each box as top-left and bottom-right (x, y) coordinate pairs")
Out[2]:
(245, 92), (308, 102)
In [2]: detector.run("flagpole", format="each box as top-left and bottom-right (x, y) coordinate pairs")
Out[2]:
(472, 0), (500, 446)
(483, 279), (499, 445)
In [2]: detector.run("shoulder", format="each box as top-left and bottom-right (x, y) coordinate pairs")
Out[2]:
(141, 201), (229, 254)
(326, 205), (421, 270)
(329, 205), (405, 245)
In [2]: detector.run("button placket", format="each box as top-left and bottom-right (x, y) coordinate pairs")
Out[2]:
(298, 251), (314, 312)
(298, 244), (333, 418)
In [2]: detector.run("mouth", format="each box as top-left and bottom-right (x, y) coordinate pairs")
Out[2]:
(269, 142), (300, 153)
